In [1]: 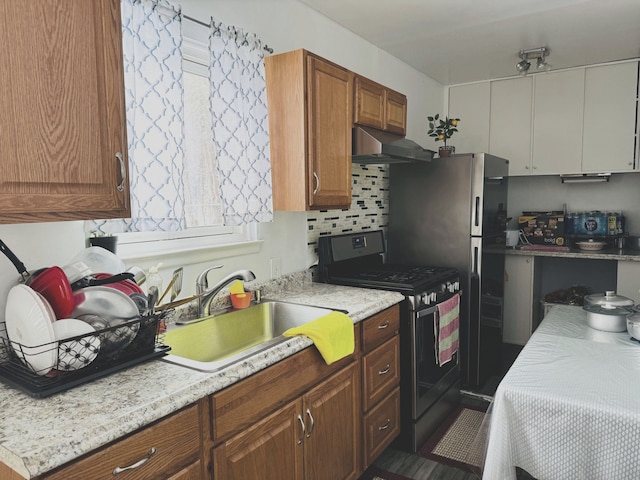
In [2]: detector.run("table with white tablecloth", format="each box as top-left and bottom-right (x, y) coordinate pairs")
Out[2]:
(482, 304), (640, 480)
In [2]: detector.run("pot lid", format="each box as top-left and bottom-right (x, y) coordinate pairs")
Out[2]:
(584, 304), (633, 316)
(585, 290), (634, 308)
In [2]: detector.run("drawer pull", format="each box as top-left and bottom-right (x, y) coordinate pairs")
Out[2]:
(378, 364), (391, 375)
(297, 414), (305, 445)
(305, 408), (315, 438)
(112, 447), (157, 475)
(377, 321), (390, 330)
(378, 419), (391, 431)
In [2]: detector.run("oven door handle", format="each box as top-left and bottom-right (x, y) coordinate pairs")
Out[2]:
(415, 291), (459, 319)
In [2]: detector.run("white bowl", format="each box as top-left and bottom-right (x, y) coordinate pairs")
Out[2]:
(53, 319), (101, 370)
(576, 240), (606, 251)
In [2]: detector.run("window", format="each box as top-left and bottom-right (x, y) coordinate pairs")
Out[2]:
(116, 20), (258, 262)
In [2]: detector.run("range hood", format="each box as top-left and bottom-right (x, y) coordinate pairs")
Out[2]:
(352, 126), (435, 164)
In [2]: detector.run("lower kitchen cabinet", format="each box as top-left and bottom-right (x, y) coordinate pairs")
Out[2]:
(41, 401), (205, 480)
(359, 305), (401, 469)
(503, 255), (539, 345)
(211, 363), (359, 480)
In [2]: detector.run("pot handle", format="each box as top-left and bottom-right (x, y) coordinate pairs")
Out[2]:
(0, 238), (30, 282)
(71, 272), (135, 290)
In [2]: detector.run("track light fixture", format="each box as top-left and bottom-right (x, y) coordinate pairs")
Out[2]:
(515, 47), (551, 76)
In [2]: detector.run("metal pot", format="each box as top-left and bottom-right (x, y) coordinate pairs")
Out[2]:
(583, 291), (635, 332)
(627, 311), (640, 340)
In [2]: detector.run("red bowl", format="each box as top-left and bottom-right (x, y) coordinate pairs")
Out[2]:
(92, 273), (144, 296)
(29, 266), (74, 319)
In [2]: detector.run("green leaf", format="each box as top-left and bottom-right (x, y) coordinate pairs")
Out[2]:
(427, 116), (434, 121)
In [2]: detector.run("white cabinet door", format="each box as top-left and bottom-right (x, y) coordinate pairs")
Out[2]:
(617, 261), (640, 304)
(503, 255), (535, 345)
(532, 70), (585, 175)
(448, 83), (490, 154)
(489, 77), (533, 176)
(583, 62), (638, 173)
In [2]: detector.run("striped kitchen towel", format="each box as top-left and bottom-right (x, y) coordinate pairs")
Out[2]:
(434, 293), (460, 366)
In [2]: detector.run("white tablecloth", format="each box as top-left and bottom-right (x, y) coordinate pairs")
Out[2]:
(482, 305), (640, 480)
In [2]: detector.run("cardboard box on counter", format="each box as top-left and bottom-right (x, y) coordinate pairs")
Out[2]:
(518, 212), (565, 246)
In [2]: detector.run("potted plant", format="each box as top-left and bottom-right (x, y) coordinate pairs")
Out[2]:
(427, 114), (460, 157)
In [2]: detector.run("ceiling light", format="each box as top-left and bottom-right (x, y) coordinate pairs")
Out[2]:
(516, 47), (551, 76)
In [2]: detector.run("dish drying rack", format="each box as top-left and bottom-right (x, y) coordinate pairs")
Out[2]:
(0, 313), (170, 398)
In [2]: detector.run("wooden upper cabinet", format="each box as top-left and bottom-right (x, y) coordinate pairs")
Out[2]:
(0, 0), (129, 224)
(265, 49), (353, 211)
(354, 76), (407, 135)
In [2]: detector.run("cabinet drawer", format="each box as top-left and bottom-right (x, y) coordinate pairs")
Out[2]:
(362, 336), (400, 412)
(363, 388), (401, 468)
(361, 304), (400, 353)
(43, 404), (201, 480)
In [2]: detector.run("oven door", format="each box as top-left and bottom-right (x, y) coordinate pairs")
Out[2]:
(410, 293), (460, 419)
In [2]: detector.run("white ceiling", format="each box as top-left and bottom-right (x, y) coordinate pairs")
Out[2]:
(296, 0), (640, 85)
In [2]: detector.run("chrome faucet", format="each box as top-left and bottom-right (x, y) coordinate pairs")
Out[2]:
(196, 266), (256, 316)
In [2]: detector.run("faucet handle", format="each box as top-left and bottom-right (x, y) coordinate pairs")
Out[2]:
(196, 265), (223, 290)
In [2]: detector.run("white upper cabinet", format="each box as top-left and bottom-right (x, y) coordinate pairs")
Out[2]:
(532, 69), (585, 175)
(453, 60), (639, 176)
(489, 77), (533, 175)
(448, 82), (490, 154)
(582, 62), (639, 173)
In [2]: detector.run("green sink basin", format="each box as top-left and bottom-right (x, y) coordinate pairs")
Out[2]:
(162, 301), (337, 372)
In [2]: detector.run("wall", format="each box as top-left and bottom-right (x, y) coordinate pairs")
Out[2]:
(0, 0), (444, 317)
(507, 173), (640, 234)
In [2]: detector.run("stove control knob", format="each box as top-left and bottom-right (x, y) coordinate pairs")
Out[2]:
(420, 293), (429, 306)
(431, 292), (438, 303)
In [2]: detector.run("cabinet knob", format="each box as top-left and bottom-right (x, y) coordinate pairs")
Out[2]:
(525, 165), (529, 170)
(378, 364), (391, 375)
(377, 321), (390, 330)
(313, 172), (319, 195)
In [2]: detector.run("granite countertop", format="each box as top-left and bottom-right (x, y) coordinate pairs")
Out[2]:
(0, 272), (404, 478)
(489, 245), (640, 262)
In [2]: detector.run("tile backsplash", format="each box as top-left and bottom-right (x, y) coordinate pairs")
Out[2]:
(306, 164), (389, 263)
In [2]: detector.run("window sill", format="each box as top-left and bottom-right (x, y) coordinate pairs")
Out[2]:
(117, 239), (263, 270)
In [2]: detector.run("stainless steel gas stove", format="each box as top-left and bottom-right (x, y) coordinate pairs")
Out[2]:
(317, 230), (461, 452)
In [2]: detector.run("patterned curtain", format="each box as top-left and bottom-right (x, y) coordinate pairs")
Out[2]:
(90, 0), (185, 234)
(208, 22), (273, 226)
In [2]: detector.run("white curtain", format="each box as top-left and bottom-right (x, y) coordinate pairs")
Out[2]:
(208, 22), (273, 226)
(91, 0), (185, 234)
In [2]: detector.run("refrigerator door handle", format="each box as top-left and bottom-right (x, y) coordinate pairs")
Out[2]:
(471, 237), (482, 277)
(474, 196), (480, 228)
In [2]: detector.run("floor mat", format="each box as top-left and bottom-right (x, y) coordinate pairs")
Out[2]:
(359, 464), (413, 480)
(418, 404), (487, 473)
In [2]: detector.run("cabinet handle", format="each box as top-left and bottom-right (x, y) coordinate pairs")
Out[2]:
(112, 447), (157, 476)
(378, 364), (391, 375)
(297, 414), (305, 445)
(378, 419), (391, 431)
(115, 152), (126, 192)
(313, 172), (319, 195)
(305, 408), (315, 438)
(377, 321), (390, 330)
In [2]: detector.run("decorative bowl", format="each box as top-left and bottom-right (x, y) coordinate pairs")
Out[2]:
(576, 240), (606, 251)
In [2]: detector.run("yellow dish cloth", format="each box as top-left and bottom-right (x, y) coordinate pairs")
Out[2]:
(283, 311), (355, 365)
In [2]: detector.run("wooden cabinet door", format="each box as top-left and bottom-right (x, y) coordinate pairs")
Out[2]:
(306, 54), (353, 209)
(448, 82), (490, 154)
(0, 0), (129, 224)
(582, 62), (638, 173)
(354, 77), (386, 130)
(303, 363), (359, 480)
(489, 77), (533, 175)
(213, 400), (304, 480)
(385, 89), (407, 135)
(532, 69), (585, 175)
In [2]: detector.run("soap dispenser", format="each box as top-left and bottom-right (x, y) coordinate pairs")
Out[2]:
(147, 263), (163, 296)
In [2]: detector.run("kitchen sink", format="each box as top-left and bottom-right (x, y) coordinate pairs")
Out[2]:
(162, 300), (337, 372)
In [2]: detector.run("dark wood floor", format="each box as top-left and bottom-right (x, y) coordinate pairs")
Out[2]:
(365, 344), (527, 480)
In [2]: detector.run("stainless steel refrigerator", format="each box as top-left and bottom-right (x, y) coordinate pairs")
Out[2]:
(388, 153), (509, 388)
